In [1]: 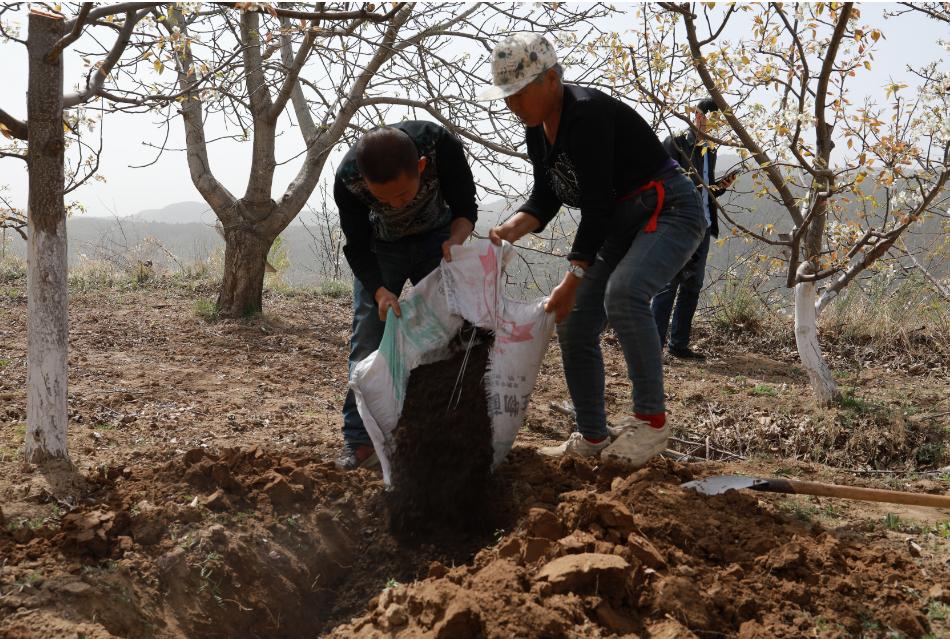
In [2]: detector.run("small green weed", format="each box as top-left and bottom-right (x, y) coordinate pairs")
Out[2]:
(13, 571), (43, 592)
(839, 390), (877, 413)
(6, 517), (44, 532)
(883, 513), (901, 531)
(751, 383), (777, 397)
(193, 298), (219, 322)
(319, 279), (351, 299)
(821, 503), (842, 518)
(927, 601), (949, 622)
(916, 441), (946, 468)
(778, 499), (819, 522)
(710, 273), (768, 334)
(196, 552), (224, 607)
(858, 612), (882, 632)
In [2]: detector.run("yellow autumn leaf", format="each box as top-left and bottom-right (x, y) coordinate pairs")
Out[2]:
(870, 30), (881, 42)
(154, 59), (164, 74)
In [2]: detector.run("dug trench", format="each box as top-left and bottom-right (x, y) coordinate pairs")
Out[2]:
(1, 347), (947, 638)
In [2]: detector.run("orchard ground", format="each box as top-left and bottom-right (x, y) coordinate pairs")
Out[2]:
(0, 269), (948, 638)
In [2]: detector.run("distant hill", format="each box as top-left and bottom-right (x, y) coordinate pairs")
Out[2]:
(4, 176), (943, 297)
(132, 201), (215, 225)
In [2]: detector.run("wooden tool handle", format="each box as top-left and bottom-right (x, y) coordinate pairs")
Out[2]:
(764, 478), (950, 508)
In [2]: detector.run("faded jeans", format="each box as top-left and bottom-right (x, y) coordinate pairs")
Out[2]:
(341, 226), (449, 451)
(652, 228), (712, 350)
(556, 170), (706, 440)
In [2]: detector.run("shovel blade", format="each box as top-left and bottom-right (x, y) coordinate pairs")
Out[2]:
(681, 475), (770, 496)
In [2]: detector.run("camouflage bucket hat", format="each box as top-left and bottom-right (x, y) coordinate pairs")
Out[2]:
(478, 33), (558, 101)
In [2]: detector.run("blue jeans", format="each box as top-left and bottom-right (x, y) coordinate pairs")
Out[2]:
(651, 229), (712, 350)
(557, 171), (706, 440)
(341, 227), (449, 451)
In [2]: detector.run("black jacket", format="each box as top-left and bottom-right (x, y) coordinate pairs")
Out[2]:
(663, 130), (721, 238)
(519, 84), (671, 264)
(334, 120), (477, 294)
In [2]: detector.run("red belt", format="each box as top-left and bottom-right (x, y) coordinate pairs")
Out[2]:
(618, 180), (665, 233)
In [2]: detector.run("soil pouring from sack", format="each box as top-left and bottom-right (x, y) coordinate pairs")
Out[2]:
(388, 327), (495, 538)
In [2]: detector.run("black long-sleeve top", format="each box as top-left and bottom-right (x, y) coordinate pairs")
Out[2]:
(335, 120), (478, 294)
(519, 84), (672, 264)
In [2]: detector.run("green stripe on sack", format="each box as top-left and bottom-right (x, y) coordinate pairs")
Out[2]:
(378, 310), (407, 405)
(378, 294), (456, 405)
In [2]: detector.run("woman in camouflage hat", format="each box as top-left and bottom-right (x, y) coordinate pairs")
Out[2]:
(482, 33), (707, 468)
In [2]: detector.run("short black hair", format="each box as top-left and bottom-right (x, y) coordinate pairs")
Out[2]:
(355, 127), (420, 184)
(698, 98), (719, 114)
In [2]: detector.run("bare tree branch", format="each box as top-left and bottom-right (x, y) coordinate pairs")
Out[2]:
(661, 2), (805, 227)
(357, 96), (526, 159)
(218, 2), (407, 24)
(0, 108), (28, 140)
(63, 8), (153, 108)
(71, 2), (165, 27)
(895, 2), (950, 23)
(164, 5), (239, 221)
(817, 154), (950, 312)
(46, 1), (91, 63)
(269, 19), (317, 121)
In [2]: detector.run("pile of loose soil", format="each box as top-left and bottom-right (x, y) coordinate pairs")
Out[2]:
(388, 328), (495, 538)
(0, 442), (539, 639)
(2, 445), (947, 638)
(331, 453), (948, 639)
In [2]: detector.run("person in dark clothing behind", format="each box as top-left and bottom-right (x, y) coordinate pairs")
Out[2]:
(651, 98), (738, 360)
(481, 33), (706, 468)
(334, 122), (477, 470)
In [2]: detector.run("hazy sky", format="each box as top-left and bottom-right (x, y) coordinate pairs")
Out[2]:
(1, 3), (946, 218)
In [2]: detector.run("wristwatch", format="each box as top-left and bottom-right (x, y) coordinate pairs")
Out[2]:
(567, 263), (587, 280)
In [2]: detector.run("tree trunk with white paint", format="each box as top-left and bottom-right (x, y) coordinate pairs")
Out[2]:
(794, 263), (839, 408)
(25, 11), (70, 463)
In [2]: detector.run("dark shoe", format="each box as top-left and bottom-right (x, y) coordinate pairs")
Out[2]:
(668, 345), (706, 361)
(335, 444), (380, 470)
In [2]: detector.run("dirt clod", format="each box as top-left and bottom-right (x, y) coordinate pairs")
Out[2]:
(535, 552), (630, 594)
(524, 507), (564, 540)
